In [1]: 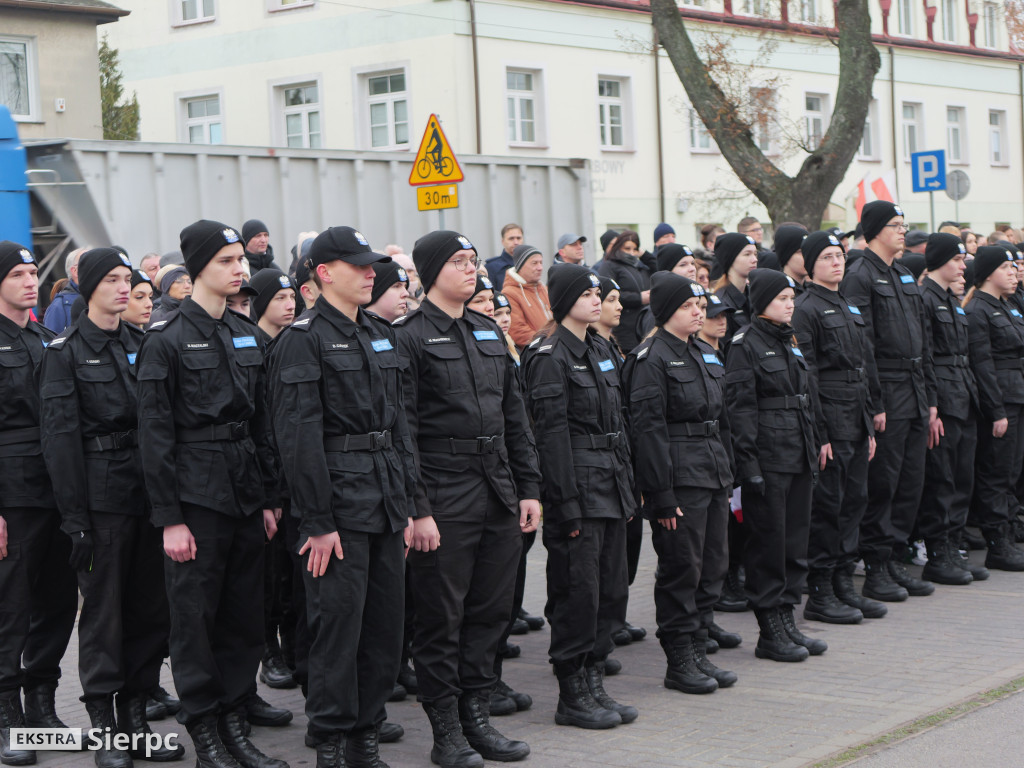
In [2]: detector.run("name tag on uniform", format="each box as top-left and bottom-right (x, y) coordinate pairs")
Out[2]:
(127, 353), (137, 365)
(184, 341), (210, 351)
(667, 360), (687, 367)
(473, 330), (499, 342)
(232, 336), (257, 349)
(900, 275), (915, 284)
(792, 348), (804, 357)
(1012, 310), (1023, 318)
(956, 307), (966, 315)
(848, 305), (861, 315)
(0, 345), (12, 352)
(371, 338), (393, 352)
(325, 342), (351, 351)
(598, 359), (614, 372)
(702, 353), (722, 366)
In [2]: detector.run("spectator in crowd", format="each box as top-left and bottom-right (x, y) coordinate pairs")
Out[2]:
(150, 265), (192, 326)
(653, 224), (676, 248)
(242, 219), (276, 273)
(43, 248), (86, 333)
(486, 223), (525, 288)
(140, 252), (161, 283)
(596, 231), (650, 354)
(504, 244), (553, 347)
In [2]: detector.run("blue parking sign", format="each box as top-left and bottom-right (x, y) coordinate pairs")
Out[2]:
(911, 150), (946, 192)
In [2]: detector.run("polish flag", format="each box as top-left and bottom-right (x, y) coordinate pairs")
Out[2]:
(854, 176), (868, 218)
(871, 169), (897, 203)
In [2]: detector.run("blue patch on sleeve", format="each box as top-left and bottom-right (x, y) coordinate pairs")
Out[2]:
(598, 359), (614, 372)
(127, 353), (137, 365)
(900, 274), (915, 284)
(955, 307), (966, 315)
(792, 347), (804, 357)
(1012, 309), (1023, 319)
(41, 340), (48, 348)
(473, 330), (499, 342)
(232, 336), (257, 349)
(848, 305), (861, 315)
(702, 353), (723, 366)
(371, 338), (394, 352)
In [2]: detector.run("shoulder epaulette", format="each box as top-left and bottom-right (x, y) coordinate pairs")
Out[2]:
(533, 335), (557, 355)
(48, 325), (77, 348)
(731, 331), (746, 345)
(290, 313), (314, 331)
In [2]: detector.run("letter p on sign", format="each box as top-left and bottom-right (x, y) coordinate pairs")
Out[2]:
(911, 150), (947, 192)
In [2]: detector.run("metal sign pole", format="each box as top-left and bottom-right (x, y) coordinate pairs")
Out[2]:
(929, 190), (935, 232)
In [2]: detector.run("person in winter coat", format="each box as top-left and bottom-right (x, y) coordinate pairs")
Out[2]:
(503, 245), (553, 347)
(596, 231), (651, 354)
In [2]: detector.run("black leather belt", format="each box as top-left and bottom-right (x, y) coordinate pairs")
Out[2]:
(818, 368), (866, 383)
(85, 429), (137, 452)
(876, 357), (923, 371)
(324, 431), (392, 452)
(668, 421), (720, 438)
(760, 395), (809, 410)
(933, 355), (969, 368)
(177, 421), (250, 443)
(994, 358), (1024, 371)
(0, 426), (40, 446)
(419, 436), (503, 455)
(569, 432), (623, 450)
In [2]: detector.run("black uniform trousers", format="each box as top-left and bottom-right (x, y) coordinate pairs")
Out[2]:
(264, 513), (295, 654)
(920, 414), (977, 542)
(808, 438), (869, 570)
(284, 514), (310, 692)
(0, 507), (76, 696)
(742, 470), (813, 609)
(164, 504), (264, 726)
(304, 528), (404, 736)
(650, 487), (729, 641)
(494, 530), (535, 679)
(861, 415), (928, 561)
(974, 404), (1024, 537)
(625, 515), (643, 584)
(409, 494), (522, 704)
(78, 511), (169, 700)
(543, 517), (627, 672)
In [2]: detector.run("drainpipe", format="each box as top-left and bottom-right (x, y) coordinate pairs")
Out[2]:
(889, 46), (899, 199)
(653, 24), (666, 222)
(469, 0), (482, 154)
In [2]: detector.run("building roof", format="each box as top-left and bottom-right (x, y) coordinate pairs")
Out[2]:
(0, 0), (128, 19)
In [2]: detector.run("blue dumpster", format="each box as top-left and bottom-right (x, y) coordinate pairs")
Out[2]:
(0, 105), (32, 250)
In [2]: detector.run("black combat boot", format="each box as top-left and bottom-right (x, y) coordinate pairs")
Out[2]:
(146, 686), (179, 722)
(259, 636), (295, 690)
(379, 721), (403, 743)
(779, 605), (827, 656)
(217, 708), (288, 768)
(803, 568), (863, 624)
(492, 681), (531, 712)
(985, 532), (1024, 571)
(395, 661), (418, 695)
(0, 691), (35, 766)
(187, 716), (241, 768)
(313, 733), (343, 768)
(517, 608), (544, 631)
(949, 540), (989, 581)
(714, 565), (748, 612)
(22, 682), (69, 729)
(861, 559), (908, 602)
(115, 693), (185, 762)
(458, 691), (529, 761)
(554, 667), (621, 728)
(833, 562), (887, 618)
(243, 693), (292, 728)
(887, 559), (935, 596)
(662, 636), (718, 694)
(707, 622), (741, 649)
(691, 630), (737, 688)
(84, 697), (132, 768)
(584, 662), (637, 723)
(922, 539), (973, 585)
(344, 728), (387, 768)
(754, 608), (809, 662)
(422, 697), (483, 768)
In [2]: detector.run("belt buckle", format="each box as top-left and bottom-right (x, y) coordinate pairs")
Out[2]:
(113, 431), (130, 449)
(229, 422), (247, 440)
(371, 431), (387, 451)
(605, 432), (619, 448)
(703, 422), (715, 436)
(477, 436), (495, 454)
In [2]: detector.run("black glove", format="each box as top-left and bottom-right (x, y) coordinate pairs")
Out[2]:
(742, 476), (766, 497)
(69, 530), (94, 572)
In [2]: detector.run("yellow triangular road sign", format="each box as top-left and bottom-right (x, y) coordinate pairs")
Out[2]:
(409, 114), (464, 186)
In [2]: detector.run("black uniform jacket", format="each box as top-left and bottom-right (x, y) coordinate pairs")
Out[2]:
(624, 328), (734, 519)
(920, 277), (979, 421)
(792, 282), (874, 444)
(725, 317), (817, 480)
(522, 325), (634, 533)
(40, 313), (144, 533)
(394, 299), (541, 521)
(966, 290), (1024, 422)
(841, 248), (936, 419)
(268, 299), (415, 538)
(715, 281), (751, 349)
(0, 314), (55, 510)
(136, 297), (278, 528)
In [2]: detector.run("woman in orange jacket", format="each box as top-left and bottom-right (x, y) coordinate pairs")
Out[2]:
(503, 244), (553, 347)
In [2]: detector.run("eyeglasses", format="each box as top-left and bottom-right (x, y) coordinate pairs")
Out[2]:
(173, 276), (192, 285)
(884, 223), (909, 232)
(447, 256), (480, 272)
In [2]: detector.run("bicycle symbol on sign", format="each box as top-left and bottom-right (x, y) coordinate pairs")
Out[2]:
(416, 124), (454, 179)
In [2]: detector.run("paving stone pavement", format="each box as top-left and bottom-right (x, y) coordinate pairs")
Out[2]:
(41, 528), (1024, 768)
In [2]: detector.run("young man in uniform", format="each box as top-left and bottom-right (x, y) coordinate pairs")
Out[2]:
(0, 242), (78, 767)
(136, 220), (287, 768)
(396, 231), (542, 768)
(40, 247), (183, 767)
(365, 261), (411, 323)
(269, 226), (415, 768)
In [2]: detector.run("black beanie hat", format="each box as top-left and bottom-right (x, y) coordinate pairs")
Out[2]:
(493, 292), (510, 312)
(0, 241), (36, 284)
(548, 264), (601, 322)
(749, 268), (796, 316)
(598, 275), (620, 300)
(650, 271), (705, 326)
(131, 269), (152, 289)
(655, 243), (694, 274)
(772, 225), (808, 268)
(413, 230), (477, 293)
(925, 232), (966, 272)
(899, 252), (927, 281)
(802, 230), (845, 279)
(512, 244), (542, 273)
(860, 200), (905, 243)
(242, 219), (269, 247)
(600, 229), (619, 253)
(367, 260), (410, 307)
(467, 274), (494, 302)
(973, 245), (1015, 287)
(180, 220), (242, 279)
(78, 247), (134, 301)
(715, 232), (756, 277)
(249, 268), (296, 319)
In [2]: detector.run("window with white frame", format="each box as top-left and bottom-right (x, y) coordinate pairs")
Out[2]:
(741, 0), (768, 15)
(983, 3), (999, 47)
(749, 86), (776, 154)
(268, 0), (314, 10)
(680, 0), (704, 5)
(177, 0), (215, 24)
(366, 71), (408, 149)
(946, 106), (966, 163)
(183, 95), (223, 144)
(597, 77), (627, 149)
(506, 68), (543, 145)
(0, 37), (35, 120)
(282, 82), (321, 148)
(989, 110), (1007, 165)
(804, 93), (829, 150)
(689, 108), (715, 152)
(897, 0), (913, 35)
(901, 102), (922, 159)
(858, 99), (879, 160)
(800, 0), (817, 23)
(941, 0), (957, 42)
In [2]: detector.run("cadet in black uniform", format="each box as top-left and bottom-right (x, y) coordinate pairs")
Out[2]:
(841, 201), (937, 602)
(268, 227), (414, 768)
(918, 234), (987, 584)
(726, 270), (822, 663)
(395, 231), (541, 768)
(136, 220), (287, 768)
(0, 242), (77, 768)
(965, 246), (1024, 571)
(626, 272), (738, 694)
(40, 248), (182, 768)
(522, 265), (636, 729)
(792, 232), (884, 624)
